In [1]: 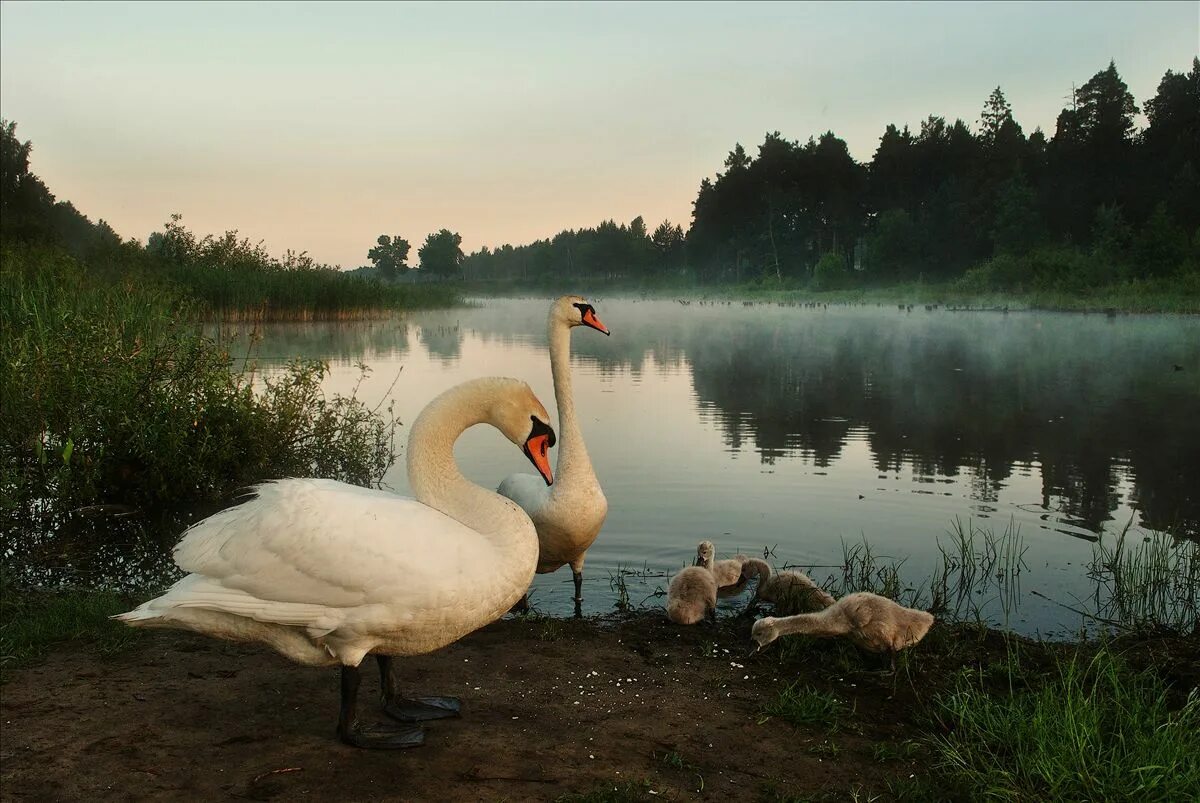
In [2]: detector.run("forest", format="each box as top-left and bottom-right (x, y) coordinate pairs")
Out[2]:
(457, 59), (1198, 296)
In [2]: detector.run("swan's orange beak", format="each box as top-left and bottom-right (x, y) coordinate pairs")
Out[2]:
(581, 307), (610, 336)
(523, 434), (554, 486)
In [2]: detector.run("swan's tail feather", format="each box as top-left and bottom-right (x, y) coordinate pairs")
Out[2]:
(111, 606), (161, 625)
(110, 574), (342, 636)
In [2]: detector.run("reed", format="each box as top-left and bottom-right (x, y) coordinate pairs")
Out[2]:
(1089, 523), (1200, 633)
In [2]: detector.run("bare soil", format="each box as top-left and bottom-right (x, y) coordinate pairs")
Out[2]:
(3, 613), (1196, 802)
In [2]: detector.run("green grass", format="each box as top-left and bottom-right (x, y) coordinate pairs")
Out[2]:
(871, 740), (925, 763)
(760, 681), (849, 730)
(0, 586), (141, 670)
(932, 648), (1200, 802)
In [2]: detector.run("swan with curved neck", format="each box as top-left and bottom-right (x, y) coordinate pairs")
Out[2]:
(695, 540), (753, 595)
(497, 296), (610, 613)
(116, 377), (556, 749)
(741, 558), (836, 614)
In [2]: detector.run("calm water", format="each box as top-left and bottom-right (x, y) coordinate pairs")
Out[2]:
(23, 297), (1198, 637)
(209, 297), (1197, 636)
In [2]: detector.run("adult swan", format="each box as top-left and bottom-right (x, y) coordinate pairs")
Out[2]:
(116, 377), (556, 749)
(497, 296), (609, 615)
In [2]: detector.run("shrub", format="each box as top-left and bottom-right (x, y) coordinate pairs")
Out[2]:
(0, 245), (398, 553)
(811, 251), (850, 290)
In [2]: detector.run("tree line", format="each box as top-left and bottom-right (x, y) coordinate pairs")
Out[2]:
(446, 59), (1198, 290)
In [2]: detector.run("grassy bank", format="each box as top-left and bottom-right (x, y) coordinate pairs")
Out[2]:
(2, 593), (1196, 801)
(464, 275), (1198, 314)
(461, 243), (1200, 314)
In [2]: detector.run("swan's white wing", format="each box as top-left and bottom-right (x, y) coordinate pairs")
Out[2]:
(496, 472), (551, 519)
(170, 478), (490, 620)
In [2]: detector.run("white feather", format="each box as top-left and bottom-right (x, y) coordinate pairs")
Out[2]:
(116, 378), (546, 667)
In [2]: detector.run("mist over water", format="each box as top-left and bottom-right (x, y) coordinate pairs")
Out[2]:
(224, 298), (1197, 632)
(18, 297), (1198, 636)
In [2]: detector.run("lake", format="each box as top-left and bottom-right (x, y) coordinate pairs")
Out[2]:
(19, 297), (1196, 637)
(204, 297), (1195, 637)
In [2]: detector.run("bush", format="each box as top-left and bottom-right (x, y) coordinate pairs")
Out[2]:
(812, 251), (850, 290)
(0, 245), (398, 549)
(958, 246), (1121, 293)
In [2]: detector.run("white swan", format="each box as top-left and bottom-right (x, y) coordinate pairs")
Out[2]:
(497, 296), (610, 613)
(115, 377), (556, 749)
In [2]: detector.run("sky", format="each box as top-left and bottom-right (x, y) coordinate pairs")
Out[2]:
(1, 1), (1196, 268)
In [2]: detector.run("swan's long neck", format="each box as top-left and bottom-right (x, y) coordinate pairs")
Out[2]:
(406, 382), (529, 540)
(746, 559), (773, 599)
(772, 605), (849, 639)
(548, 316), (592, 481)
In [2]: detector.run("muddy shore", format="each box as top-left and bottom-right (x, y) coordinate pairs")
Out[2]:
(2, 612), (1196, 802)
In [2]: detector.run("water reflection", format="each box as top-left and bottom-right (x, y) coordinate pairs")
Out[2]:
(449, 300), (1200, 540)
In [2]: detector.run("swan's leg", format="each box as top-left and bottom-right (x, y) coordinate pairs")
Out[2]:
(337, 664), (425, 749)
(378, 655), (462, 722)
(509, 595), (531, 614)
(572, 570), (584, 618)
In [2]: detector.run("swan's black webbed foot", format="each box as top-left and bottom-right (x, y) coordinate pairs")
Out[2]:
(339, 721), (426, 749)
(376, 655), (462, 722)
(339, 662), (426, 749)
(383, 696), (462, 722)
(509, 595), (531, 614)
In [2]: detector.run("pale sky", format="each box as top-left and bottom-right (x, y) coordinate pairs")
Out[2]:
(1, 1), (1196, 268)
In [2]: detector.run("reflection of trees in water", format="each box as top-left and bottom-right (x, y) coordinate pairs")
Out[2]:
(676, 309), (1199, 538)
(418, 323), (464, 363)
(252, 301), (1198, 539)
(210, 319), (412, 366)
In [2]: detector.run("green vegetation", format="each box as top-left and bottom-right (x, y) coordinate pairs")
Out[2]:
(760, 682), (848, 730)
(933, 649), (1200, 802)
(147, 215), (457, 319)
(1090, 527), (1200, 633)
(1, 242), (401, 567)
(0, 584), (141, 670)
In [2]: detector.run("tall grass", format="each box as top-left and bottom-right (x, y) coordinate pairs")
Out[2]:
(148, 218), (459, 319)
(1089, 525), (1200, 633)
(1, 245), (399, 558)
(933, 649), (1200, 802)
(822, 518), (1028, 625)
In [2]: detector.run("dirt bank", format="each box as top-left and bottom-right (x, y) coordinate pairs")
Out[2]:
(2, 613), (1196, 802)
